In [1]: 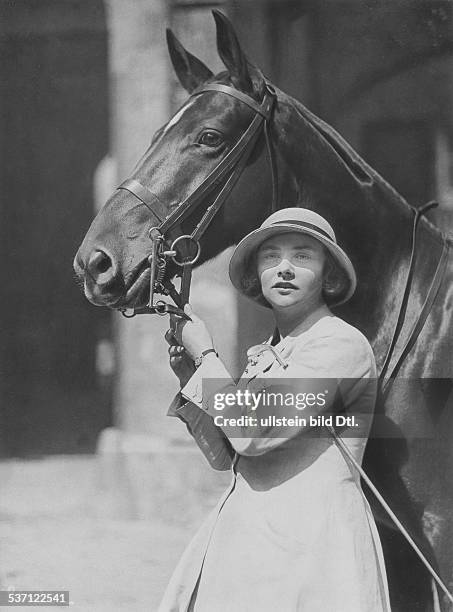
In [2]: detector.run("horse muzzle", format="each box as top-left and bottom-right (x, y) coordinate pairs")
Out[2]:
(73, 247), (127, 308)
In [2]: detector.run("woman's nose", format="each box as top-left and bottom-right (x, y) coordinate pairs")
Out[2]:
(276, 259), (295, 279)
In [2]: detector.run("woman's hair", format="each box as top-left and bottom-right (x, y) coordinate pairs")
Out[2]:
(240, 246), (349, 306)
(322, 251), (350, 305)
(240, 252), (263, 300)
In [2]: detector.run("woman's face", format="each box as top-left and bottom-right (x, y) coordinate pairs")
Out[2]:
(256, 232), (327, 310)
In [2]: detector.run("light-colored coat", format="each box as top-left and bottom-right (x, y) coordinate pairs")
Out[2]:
(160, 315), (391, 612)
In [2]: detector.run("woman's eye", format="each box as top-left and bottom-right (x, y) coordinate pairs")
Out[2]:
(198, 130), (223, 147)
(259, 253), (280, 263)
(294, 252), (310, 261)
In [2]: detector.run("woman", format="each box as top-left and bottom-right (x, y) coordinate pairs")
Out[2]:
(159, 208), (391, 612)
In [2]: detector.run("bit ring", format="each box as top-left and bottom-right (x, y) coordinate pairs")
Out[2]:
(170, 235), (201, 266)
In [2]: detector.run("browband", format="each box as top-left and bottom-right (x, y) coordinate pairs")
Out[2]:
(193, 83), (275, 120)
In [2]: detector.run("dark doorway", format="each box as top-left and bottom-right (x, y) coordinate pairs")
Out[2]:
(0, 1), (112, 456)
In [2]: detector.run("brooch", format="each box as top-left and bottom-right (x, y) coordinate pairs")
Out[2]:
(246, 344), (288, 370)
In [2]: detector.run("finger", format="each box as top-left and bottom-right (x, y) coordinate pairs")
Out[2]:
(169, 345), (185, 356)
(179, 303), (193, 322)
(166, 328), (182, 346)
(173, 319), (187, 345)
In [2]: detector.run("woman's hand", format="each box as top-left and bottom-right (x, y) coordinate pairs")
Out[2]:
(170, 304), (214, 360)
(165, 333), (196, 387)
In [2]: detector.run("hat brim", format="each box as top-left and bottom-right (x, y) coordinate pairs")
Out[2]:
(229, 223), (357, 308)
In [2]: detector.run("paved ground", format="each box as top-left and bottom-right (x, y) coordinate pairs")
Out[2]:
(0, 455), (228, 611)
(1, 515), (186, 611)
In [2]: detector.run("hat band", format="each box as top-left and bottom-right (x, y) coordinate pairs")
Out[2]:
(271, 220), (334, 242)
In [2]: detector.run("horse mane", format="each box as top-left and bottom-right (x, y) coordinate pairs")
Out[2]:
(275, 87), (447, 241)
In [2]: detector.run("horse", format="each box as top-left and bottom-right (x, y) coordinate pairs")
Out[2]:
(73, 10), (453, 612)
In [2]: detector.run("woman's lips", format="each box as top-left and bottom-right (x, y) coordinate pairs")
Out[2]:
(272, 282), (297, 290)
(272, 283), (298, 296)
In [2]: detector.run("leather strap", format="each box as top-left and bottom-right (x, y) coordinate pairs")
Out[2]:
(328, 424), (453, 606)
(159, 89), (275, 235)
(191, 116), (263, 242)
(265, 118), (278, 214)
(118, 178), (166, 222)
(194, 83), (274, 119)
(379, 201), (440, 383)
(381, 239), (449, 398)
(180, 263), (193, 305)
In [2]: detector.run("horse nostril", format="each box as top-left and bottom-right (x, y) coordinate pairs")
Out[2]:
(87, 249), (116, 284)
(97, 254), (111, 273)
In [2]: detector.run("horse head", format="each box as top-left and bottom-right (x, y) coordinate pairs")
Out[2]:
(74, 11), (285, 311)
(73, 10), (433, 361)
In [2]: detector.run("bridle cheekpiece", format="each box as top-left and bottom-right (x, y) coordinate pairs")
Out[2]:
(117, 82), (278, 319)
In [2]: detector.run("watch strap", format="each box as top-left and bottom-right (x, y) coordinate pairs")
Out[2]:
(194, 348), (218, 368)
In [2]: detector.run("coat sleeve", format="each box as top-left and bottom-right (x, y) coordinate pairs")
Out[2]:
(167, 375), (235, 471)
(181, 330), (376, 457)
(172, 399), (235, 471)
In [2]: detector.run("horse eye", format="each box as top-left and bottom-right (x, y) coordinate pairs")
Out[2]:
(198, 130), (223, 147)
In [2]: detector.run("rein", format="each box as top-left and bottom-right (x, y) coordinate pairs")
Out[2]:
(379, 201), (450, 399)
(375, 201), (452, 605)
(116, 82), (278, 319)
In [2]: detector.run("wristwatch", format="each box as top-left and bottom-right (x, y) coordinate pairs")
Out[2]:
(194, 348), (218, 368)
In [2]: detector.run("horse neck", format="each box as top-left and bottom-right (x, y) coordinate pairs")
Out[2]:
(271, 90), (427, 365)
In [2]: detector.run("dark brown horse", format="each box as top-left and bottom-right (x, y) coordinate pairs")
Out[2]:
(74, 11), (453, 611)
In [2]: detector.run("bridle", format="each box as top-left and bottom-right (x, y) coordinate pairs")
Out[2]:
(116, 81), (278, 319)
(115, 78), (449, 384)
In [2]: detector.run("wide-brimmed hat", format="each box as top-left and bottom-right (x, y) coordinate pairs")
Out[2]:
(229, 207), (357, 307)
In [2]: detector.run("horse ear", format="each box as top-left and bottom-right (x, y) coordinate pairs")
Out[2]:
(212, 9), (265, 97)
(166, 29), (214, 93)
